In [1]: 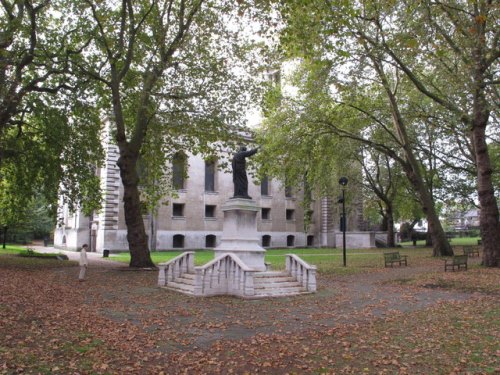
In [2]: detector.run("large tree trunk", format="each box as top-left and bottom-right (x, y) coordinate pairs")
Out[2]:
(116, 148), (155, 268)
(469, 13), (500, 267)
(383, 207), (396, 247)
(471, 74), (500, 266)
(368, 49), (453, 257)
(473, 123), (500, 267)
(401, 156), (453, 256)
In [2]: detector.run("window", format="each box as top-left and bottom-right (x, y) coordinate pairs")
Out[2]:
(285, 185), (293, 198)
(307, 235), (314, 247)
(205, 205), (216, 218)
(262, 235), (271, 247)
(173, 203), (184, 217)
(287, 235), (295, 247)
(261, 176), (269, 196)
(205, 159), (216, 192)
(173, 234), (184, 248)
(172, 153), (187, 190)
(261, 208), (271, 220)
(205, 235), (216, 248)
(286, 209), (295, 221)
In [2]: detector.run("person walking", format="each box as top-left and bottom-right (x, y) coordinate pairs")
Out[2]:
(79, 244), (89, 281)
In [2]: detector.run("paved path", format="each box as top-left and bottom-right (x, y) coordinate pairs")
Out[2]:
(27, 245), (127, 268)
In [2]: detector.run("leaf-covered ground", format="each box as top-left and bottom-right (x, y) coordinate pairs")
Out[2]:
(0, 254), (498, 374)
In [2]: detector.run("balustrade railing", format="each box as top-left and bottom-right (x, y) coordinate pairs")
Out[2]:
(286, 254), (317, 292)
(194, 253), (256, 297)
(158, 252), (195, 287)
(158, 252), (316, 297)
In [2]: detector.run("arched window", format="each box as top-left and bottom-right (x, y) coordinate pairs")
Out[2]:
(287, 235), (295, 247)
(173, 234), (185, 248)
(172, 152), (187, 190)
(205, 235), (216, 248)
(262, 235), (271, 247)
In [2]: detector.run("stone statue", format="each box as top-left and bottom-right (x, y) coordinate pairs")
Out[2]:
(232, 146), (259, 199)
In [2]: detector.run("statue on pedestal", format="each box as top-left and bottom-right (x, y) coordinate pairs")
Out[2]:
(231, 146), (258, 199)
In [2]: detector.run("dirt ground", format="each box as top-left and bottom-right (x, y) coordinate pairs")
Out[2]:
(0, 252), (498, 374)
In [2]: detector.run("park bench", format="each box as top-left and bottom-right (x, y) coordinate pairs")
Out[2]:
(462, 245), (480, 257)
(444, 255), (468, 272)
(384, 252), (408, 267)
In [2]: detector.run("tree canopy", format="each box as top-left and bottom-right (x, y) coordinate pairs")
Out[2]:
(258, 0), (498, 263)
(62, 0), (268, 267)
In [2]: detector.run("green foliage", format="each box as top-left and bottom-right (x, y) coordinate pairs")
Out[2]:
(65, 0), (268, 210)
(1, 1), (105, 223)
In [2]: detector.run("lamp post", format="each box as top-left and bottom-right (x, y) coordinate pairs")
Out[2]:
(338, 177), (348, 267)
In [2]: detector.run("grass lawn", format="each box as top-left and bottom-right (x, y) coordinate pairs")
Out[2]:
(0, 244), (27, 254)
(108, 246), (437, 275)
(2, 242), (479, 276)
(399, 236), (482, 247)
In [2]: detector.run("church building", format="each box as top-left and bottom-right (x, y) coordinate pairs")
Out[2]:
(54, 144), (370, 253)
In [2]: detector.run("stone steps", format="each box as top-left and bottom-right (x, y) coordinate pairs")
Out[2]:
(160, 280), (195, 295)
(253, 271), (307, 297)
(160, 270), (311, 298)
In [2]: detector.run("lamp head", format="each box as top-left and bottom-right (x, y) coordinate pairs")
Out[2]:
(339, 177), (348, 186)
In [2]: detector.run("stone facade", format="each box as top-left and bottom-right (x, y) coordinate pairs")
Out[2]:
(55, 143), (342, 252)
(54, 134), (371, 253)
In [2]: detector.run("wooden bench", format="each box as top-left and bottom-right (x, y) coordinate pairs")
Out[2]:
(384, 252), (408, 267)
(462, 246), (480, 257)
(444, 255), (468, 272)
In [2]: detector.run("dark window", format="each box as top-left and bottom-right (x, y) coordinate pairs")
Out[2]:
(172, 153), (187, 190)
(286, 209), (295, 221)
(287, 235), (295, 247)
(205, 160), (216, 192)
(261, 208), (271, 220)
(173, 203), (184, 217)
(261, 176), (269, 196)
(173, 234), (184, 248)
(205, 205), (216, 218)
(205, 235), (216, 248)
(307, 235), (314, 247)
(262, 235), (271, 247)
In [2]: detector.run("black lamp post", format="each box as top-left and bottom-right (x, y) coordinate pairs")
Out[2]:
(338, 177), (348, 267)
(2, 226), (7, 249)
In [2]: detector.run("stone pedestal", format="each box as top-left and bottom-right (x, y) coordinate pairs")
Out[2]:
(214, 198), (266, 271)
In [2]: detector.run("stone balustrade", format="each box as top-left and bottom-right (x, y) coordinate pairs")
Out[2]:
(158, 252), (317, 298)
(286, 254), (317, 292)
(194, 253), (256, 297)
(158, 251), (195, 287)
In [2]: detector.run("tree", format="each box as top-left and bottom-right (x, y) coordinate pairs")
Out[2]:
(1, 1), (104, 233)
(67, 0), (265, 267)
(356, 147), (406, 247)
(258, 54), (453, 256)
(1, 0), (73, 158)
(270, 0), (499, 262)
(350, 0), (500, 266)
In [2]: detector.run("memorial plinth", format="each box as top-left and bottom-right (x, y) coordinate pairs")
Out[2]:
(214, 198), (266, 271)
